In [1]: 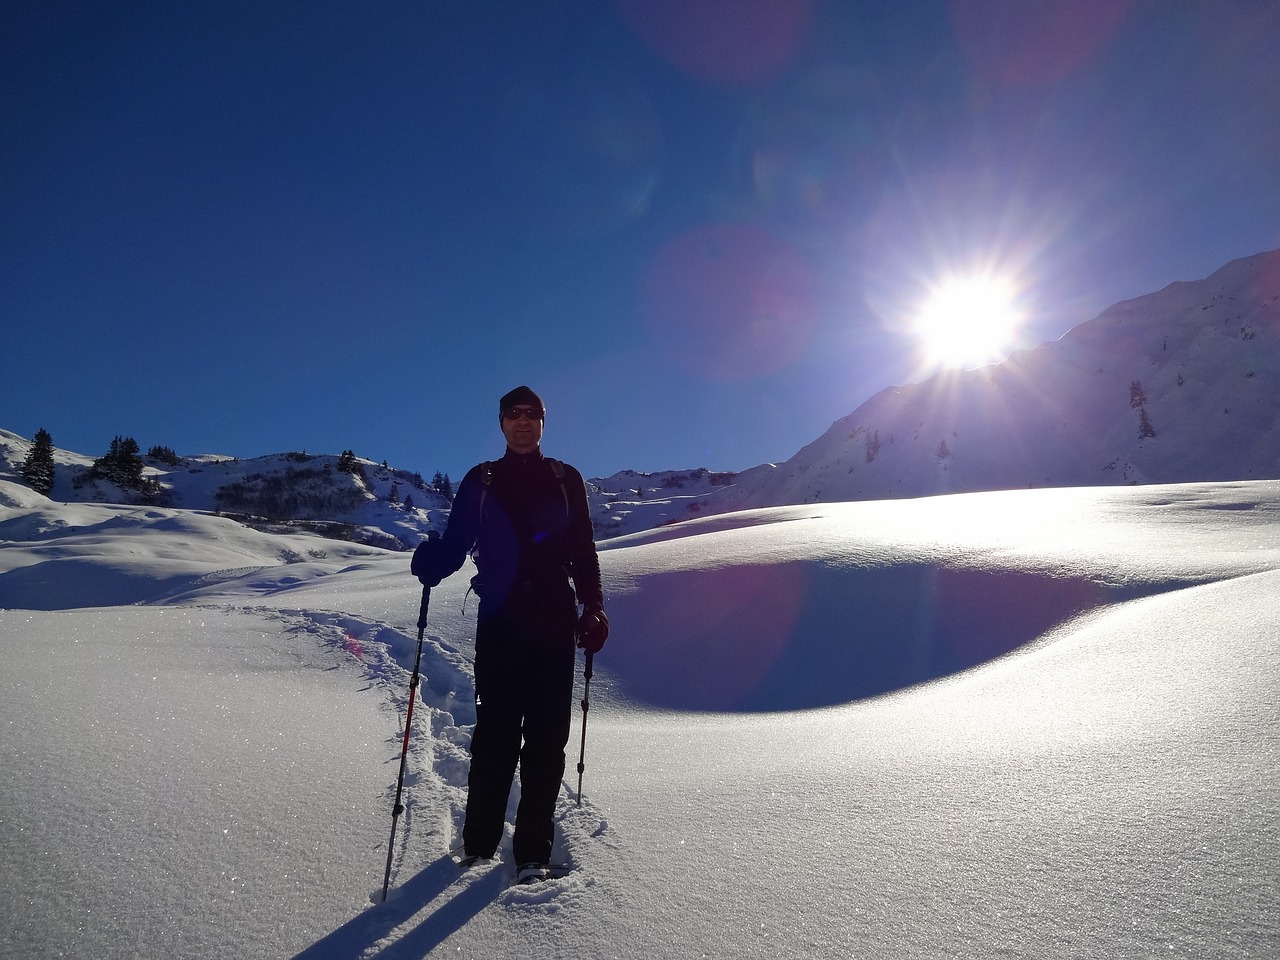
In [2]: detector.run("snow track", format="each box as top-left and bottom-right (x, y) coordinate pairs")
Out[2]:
(246, 605), (627, 957)
(256, 607), (476, 885)
(257, 607), (620, 908)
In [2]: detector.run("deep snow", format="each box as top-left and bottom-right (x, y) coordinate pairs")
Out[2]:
(2, 478), (1278, 958)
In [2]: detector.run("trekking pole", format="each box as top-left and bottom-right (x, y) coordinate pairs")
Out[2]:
(575, 651), (594, 807)
(381, 584), (431, 902)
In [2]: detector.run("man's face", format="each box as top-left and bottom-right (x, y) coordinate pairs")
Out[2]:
(500, 405), (544, 454)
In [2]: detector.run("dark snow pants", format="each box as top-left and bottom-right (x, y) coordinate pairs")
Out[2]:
(462, 592), (576, 866)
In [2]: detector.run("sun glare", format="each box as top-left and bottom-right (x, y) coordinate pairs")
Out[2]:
(913, 274), (1023, 369)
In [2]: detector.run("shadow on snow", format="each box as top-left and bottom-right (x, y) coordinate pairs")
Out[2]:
(290, 855), (506, 960)
(604, 561), (1182, 712)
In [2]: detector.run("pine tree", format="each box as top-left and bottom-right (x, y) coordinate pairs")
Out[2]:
(335, 450), (368, 484)
(116, 436), (145, 487)
(92, 436), (147, 490)
(21, 428), (56, 496)
(147, 445), (180, 466)
(1138, 407), (1156, 439)
(1129, 380), (1148, 408)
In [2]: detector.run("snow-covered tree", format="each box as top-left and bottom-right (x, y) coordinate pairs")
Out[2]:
(20, 428), (55, 495)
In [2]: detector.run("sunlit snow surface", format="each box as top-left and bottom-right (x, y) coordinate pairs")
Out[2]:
(1, 480), (1277, 958)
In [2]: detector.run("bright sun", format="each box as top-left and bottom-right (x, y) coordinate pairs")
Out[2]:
(913, 274), (1023, 369)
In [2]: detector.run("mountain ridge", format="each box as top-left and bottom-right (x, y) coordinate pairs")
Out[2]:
(4, 249), (1277, 541)
(696, 247), (1280, 515)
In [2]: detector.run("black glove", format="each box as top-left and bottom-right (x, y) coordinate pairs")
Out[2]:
(576, 602), (609, 654)
(410, 531), (445, 587)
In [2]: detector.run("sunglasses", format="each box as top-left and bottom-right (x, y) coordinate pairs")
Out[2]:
(502, 406), (544, 421)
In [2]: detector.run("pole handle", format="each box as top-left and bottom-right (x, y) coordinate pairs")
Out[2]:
(416, 585), (430, 634)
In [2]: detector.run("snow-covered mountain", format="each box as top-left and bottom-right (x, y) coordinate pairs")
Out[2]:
(585, 465), (751, 537)
(0, 427), (753, 544)
(5, 250), (1278, 545)
(2, 253), (1278, 958)
(701, 249), (1279, 513)
(0, 431), (453, 551)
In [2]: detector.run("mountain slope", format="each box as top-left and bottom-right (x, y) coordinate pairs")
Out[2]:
(707, 249), (1280, 512)
(0, 432), (450, 549)
(4, 250), (1278, 539)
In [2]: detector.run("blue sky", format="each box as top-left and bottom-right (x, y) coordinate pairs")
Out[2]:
(4, 0), (1278, 483)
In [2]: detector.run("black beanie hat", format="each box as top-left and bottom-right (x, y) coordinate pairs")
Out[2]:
(499, 385), (545, 416)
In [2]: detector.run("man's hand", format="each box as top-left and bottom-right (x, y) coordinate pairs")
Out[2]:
(410, 531), (445, 587)
(576, 602), (609, 654)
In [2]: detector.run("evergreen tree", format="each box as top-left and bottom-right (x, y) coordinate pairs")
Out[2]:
(92, 436), (148, 490)
(388, 483), (400, 505)
(74, 434), (163, 500)
(335, 450), (368, 484)
(404, 493), (415, 511)
(21, 428), (56, 496)
(1138, 407), (1157, 439)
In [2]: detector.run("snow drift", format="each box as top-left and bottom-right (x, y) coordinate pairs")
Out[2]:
(2, 474), (1277, 958)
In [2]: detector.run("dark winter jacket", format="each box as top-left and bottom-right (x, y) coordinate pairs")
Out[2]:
(413, 449), (603, 613)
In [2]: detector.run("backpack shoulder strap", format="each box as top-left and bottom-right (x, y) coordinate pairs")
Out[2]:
(477, 460), (495, 524)
(546, 458), (570, 517)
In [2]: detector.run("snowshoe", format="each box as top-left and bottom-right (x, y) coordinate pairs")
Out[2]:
(515, 862), (573, 885)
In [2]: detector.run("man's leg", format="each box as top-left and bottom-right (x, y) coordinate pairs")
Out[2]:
(511, 644), (575, 866)
(461, 615), (522, 858)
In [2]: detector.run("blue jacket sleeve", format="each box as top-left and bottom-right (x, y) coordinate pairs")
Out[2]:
(563, 466), (604, 608)
(411, 466), (482, 585)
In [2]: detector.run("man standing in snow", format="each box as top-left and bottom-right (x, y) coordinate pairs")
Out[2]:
(411, 385), (608, 878)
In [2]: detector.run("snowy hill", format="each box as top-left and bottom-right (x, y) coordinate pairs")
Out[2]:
(7, 250), (1276, 544)
(0, 429), (452, 551)
(2, 475), (1277, 958)
(2, 250), (1278, 955)
(585, 465), (749, 538)
(702, 249), (1280, 514)
(0, 428), (750, 544)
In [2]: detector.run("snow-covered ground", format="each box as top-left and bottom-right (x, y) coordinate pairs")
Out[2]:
(2, 477), (1277, 958)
